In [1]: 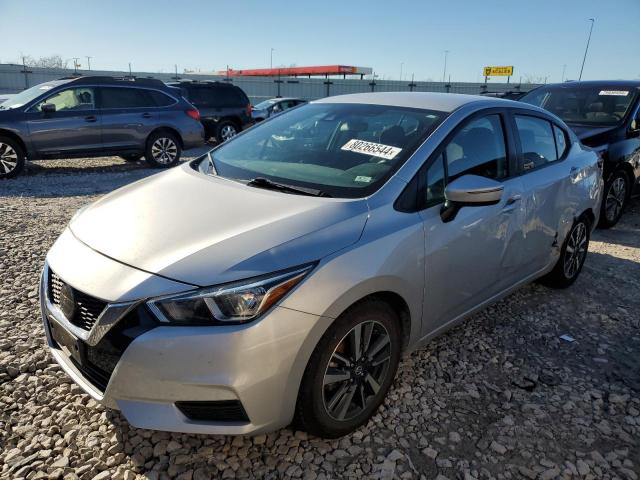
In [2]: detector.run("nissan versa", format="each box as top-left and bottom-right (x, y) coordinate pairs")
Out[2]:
(41, 92), (602, 437)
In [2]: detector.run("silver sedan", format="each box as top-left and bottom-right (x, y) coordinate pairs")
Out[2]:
(40, 92), (602, 437)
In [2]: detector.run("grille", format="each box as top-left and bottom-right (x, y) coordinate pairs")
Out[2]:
(175, 401), (250, 423)
(49, 269), (107, 331)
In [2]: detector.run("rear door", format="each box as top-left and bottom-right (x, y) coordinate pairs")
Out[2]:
(98, 87), (161, 150)
(25, 87), (102, 156)
(509, 110), (575, 275)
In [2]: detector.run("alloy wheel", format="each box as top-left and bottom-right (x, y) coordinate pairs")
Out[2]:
(151, 137), (178, 165)
(220, 125), (237, 142)
(605, 176), (626, 223)
(563, 222), (587, 279)
(0, 142), (18, 175)
(322, 320), (392, 421)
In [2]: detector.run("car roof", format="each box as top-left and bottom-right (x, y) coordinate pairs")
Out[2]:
(313, 92), (511, 113)
(534, 80), (640, 90)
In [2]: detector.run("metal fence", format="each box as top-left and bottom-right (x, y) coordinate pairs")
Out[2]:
(0, 63), (540, 102)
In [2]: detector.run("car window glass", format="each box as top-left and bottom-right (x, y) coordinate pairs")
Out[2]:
(148, 90), (175, 107)
(446, 114), (508, 182)
(426, 153), (446, 206)
(553, 125), (568, 158)
(34, 87), (95, 112)
(101, 87), (155, 108)
(515, 115), (558, 169)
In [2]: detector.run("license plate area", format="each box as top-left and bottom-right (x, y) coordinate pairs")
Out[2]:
(49, 317), (84, 365)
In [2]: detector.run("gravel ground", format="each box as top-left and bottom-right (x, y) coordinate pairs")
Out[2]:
(1, 156), (639, 480)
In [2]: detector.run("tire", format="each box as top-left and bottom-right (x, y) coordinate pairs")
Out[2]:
(120, 154), (142, 162)
(598, 170), (629, 228)
(540, 216), (590, 289)
(0, 136), (26, 179)
(294, 299), (402, 438)
(215, 120), (239, 143)
(144, 131), (181, 168)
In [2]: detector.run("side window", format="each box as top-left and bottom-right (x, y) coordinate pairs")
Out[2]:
(34, 88), (95, 112)
(424, 114), (507, 207)
(446, 115), (508, 181)
(515, 115), (558, 170)
(148, 90), (175, 107)
(553, 125), (568, 158)
(100, 87), (155, 109)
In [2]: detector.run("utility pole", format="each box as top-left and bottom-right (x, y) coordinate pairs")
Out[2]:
(579, 18), (595, 81)
(270, 48), (275, 69)
(85, 56), (92, 71)
(72, 57), (79, 73)
(442, 50), (449, 83)
(399, 62), (403, 82)
(561, 64), (567, 82)
(128, 62), (132, 77)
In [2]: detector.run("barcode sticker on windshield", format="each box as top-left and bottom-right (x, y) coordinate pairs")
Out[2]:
(341, 139), (402, 160)
(599, 90), (629, 96)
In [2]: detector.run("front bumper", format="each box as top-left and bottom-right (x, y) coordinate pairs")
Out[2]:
(41, 229), (330, 435)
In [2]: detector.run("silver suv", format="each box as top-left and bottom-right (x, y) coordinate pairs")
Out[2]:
(41, 93), (602, 437)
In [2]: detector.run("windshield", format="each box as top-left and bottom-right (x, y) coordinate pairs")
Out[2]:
(253, 99), (277, 110)
(199, 102), (446, 198)
(521, 85), (638, 127)
(0, 82), (59, 110)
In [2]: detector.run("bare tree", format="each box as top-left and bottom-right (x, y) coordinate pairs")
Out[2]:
(522, 73), (546, 84)
(21, 55), (69, 69)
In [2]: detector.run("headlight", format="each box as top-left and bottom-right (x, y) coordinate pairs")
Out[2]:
(147, 264), (314, 325)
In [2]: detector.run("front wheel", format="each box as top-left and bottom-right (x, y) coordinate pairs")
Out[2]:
(541, 217), (590, 289)
(294, 300), (402, 438)
(598, 171), (628, 228)
(145, 131), (181, 168)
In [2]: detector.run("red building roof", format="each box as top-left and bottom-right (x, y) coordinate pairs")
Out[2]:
(215, 65), (373, 77)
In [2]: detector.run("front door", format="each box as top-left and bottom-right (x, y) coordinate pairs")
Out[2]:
(419, 112), (527, 333)
(25, 87), (102, 156)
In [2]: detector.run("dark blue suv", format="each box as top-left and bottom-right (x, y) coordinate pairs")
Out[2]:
(0, 76), (205, 179)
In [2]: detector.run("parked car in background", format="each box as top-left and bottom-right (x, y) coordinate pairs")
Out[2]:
(41, 92), (601, 437)
(521, 80), (640, 227)
(0, 76), (204, 179)
(251, 97), (307, 122)
(480, 90), (528, 101)
(168, 80), (252, 143)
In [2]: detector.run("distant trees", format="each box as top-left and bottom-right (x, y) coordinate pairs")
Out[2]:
(20, 55), (69, 69)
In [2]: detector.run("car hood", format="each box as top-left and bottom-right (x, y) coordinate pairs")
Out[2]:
(567, 124), (617, 142)
(70, 164), (369, 286)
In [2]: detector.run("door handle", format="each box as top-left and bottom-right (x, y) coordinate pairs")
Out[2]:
(505, 194), (522, 206)
(142, 113), (152, 119)
(84, 115), (97, 123)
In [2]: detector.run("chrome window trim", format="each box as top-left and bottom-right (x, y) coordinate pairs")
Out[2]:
(41, 262), (139, 346)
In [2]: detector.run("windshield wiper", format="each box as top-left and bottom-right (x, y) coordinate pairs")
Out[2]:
(246, 177), (331, 197)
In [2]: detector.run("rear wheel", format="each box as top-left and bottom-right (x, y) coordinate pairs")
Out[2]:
(145, 131), (181, 168)
(541, 216), (590, 288)
(598, 170), (628, 228)
(215, 121), (238, 143)
(294, 300), (401, 438)
(0, 136), (25, 179)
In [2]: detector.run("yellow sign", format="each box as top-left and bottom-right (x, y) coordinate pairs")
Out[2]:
(483, 66), (514, 77)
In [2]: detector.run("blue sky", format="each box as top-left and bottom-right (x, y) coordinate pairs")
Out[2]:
(1, 0), (638, 83)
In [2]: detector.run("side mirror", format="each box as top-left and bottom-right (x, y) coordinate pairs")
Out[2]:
(41, 103), (56, 114)
(441, 175), (504, 223)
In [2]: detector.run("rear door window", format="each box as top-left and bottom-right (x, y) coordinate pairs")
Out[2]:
(514, 115), (558, 170)
(100, 87), (156, 109)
